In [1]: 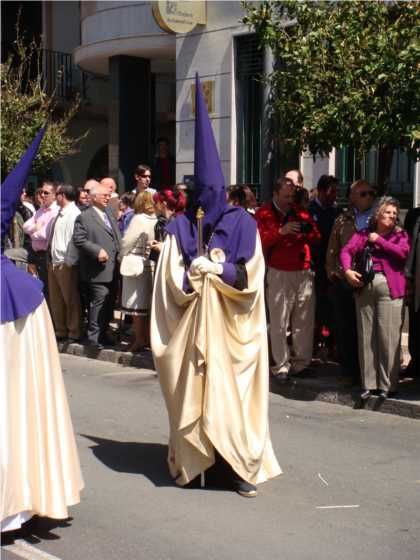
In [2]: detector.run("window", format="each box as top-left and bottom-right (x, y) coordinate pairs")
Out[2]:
(336, 147), (414, 207)
(235, 34), (263, 198)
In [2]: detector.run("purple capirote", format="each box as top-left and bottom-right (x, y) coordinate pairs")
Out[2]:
(166, 73), (256, 283)
(1, 127), (46, 323)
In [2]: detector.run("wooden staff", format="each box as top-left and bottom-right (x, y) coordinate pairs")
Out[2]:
(196, 206), (205, 256)
(196, 205), (206, 488)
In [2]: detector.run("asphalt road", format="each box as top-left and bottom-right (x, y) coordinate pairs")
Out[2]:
(2, 354), (420, 560)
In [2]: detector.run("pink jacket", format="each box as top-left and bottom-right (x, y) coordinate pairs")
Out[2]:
(340, 228), (410, 299)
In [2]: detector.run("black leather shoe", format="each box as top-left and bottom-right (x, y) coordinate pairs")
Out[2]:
(233, 480), (258, 498)
(378, 390), (388, 399)
(360, 390), (371, 400)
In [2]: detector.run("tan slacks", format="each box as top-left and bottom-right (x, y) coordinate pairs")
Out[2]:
(48, 263), (81, 339)
(355, 273), (403, 392)
(267, 268), (315, 375)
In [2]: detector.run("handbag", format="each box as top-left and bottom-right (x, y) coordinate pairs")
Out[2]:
(353, 244), (375, 285)
(120, 253), (144, 277)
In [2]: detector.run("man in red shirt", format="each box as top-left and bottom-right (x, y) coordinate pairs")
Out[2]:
(256, 177), (320, 381)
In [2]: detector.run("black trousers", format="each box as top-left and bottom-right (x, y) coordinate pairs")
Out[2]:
(330, 278), (361, 383)
(407, 304), (420, 377)
(30, 250), (49, 302)
(86, 281), (116, 344)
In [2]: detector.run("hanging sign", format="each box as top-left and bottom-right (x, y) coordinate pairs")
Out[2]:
(152, 1), (206, 34)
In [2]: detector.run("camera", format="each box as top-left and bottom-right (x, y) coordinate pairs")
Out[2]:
(299, 222), (312, 234)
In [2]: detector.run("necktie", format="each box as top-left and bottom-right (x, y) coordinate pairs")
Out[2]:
(103, 212), (112, 230)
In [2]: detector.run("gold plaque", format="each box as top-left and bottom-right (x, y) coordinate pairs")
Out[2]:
(191, 81), (214, 114)
(152, 1), (206, 35)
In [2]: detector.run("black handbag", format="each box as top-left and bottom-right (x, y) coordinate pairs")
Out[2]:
(353, 244), (375, 285)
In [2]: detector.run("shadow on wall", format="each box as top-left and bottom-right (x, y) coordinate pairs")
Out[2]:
(86, 144), (109, 180)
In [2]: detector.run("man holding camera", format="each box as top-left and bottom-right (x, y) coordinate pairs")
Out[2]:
(256, 176), (320, 382)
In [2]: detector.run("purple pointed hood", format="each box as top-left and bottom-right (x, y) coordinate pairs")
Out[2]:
(1, 127), (46, 323)
(167, 74), (258, 270)
(193, 72), (228, 236)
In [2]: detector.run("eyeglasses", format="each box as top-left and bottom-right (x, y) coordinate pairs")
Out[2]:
(40, 190), (53, 196)
(358, 190), (375, 198)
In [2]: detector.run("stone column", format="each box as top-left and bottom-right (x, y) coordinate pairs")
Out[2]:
(109, 55), (151, 191)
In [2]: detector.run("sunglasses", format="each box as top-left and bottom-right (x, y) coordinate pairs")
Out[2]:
(40, 190), (53, 195)
(358, 190), (375, 198)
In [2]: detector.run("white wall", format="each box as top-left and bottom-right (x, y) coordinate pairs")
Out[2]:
(175, 0), (247, 184)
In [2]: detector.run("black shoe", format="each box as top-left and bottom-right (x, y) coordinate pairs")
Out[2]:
(271, 372), (290, 385)
(378, 390), (388, 399)
(360, 390), (371, 400)
(99, 336), (115, 347)
(56, 335), (67, 343)
(232, 479), (258, 498)
(67, 337), (81, 344)
(83, 339), (104, 350)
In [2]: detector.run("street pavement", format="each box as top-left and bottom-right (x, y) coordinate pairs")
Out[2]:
(2, 354), (419, 560)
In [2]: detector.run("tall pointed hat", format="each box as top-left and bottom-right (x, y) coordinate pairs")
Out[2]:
(167, 74), (230, 265)
(1, 127), (46, 241)
(193, 72), (228, 234)
(1, 126), (47, 323)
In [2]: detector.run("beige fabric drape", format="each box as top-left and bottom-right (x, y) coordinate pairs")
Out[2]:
(1, 301), (84, 530)
(151, 234), (281, 486)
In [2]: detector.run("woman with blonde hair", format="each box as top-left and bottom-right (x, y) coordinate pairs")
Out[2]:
(340, 196), (410, 399)
(120, 191), (157, 352)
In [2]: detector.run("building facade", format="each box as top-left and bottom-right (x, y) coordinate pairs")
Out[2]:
(2, 0), (419, 205)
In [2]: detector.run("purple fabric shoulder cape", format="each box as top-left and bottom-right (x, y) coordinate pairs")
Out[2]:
(166, 206), (257, 268)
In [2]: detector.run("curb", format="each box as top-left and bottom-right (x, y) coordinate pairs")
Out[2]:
(59, 341), (155, 370)
(270, 378), (420, 420)
(58, 343), (420, 421)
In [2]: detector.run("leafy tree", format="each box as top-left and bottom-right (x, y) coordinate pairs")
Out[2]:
(1, 22), (86, 179)
(242, 0), (420, 191)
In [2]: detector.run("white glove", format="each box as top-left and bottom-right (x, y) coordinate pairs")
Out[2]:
(190, 256), (223, 276)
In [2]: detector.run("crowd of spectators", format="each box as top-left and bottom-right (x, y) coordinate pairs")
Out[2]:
(3, 162), (419, 401)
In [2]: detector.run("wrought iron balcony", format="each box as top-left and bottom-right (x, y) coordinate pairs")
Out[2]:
(42, 49), (86, 100)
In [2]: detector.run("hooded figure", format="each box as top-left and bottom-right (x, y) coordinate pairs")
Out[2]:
(151, 75), (281, 497)
(1, 128), (84, 532)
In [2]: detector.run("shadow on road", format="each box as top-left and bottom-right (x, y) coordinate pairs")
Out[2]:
(81, 434), (173, 487)
(1, 516), (73, 546)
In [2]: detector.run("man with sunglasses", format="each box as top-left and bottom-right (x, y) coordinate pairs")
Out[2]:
(326, 179), (376, 384)
(23, 181), (59, 302)
(132, 164), (156, 196)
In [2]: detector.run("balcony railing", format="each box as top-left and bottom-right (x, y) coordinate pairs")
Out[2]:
(42, 49), (86, 100)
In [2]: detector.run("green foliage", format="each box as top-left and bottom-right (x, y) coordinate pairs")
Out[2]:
(242, 0), (420, 159)
(1, 22), (87, 177)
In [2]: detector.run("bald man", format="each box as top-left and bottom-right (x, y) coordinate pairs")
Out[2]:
(73, 183), (121, 348)
(100, 177), (119, 219)
(285, 169), (304, 189)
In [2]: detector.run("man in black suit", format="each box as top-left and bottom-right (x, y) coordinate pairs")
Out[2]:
(404, 206), (420, 379)
(73, 182), (121, 348)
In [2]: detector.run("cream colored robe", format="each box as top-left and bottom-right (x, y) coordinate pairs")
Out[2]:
(151, 233), (281, 486)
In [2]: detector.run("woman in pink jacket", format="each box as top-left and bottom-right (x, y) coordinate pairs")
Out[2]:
(340, 197), (410, 400)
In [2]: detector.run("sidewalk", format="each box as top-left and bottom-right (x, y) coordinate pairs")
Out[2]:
(59, 339), (420, 421)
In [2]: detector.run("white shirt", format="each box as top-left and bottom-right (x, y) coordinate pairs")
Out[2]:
(50, 202), (81, 266)
(131, 187), (157, 196)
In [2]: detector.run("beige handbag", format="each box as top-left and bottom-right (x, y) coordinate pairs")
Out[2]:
(120, 253), (144, 277)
